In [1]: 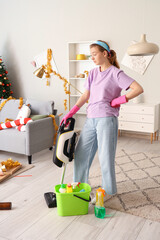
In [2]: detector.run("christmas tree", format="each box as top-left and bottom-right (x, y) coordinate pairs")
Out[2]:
(0, 57), (13, 99)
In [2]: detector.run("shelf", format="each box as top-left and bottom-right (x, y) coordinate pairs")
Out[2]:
(76, 112), (86, 115)
(70, 94), (81, 97)
(68, 41), (94, 129)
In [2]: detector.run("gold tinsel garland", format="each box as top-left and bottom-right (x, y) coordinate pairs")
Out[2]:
(49, 114), (58, 145)
(18, 97), (23, 109)
(0, 96), (15, 111)
(45, 49), (53, 86)
(37, 49), (87, 110)
(40, 49), (70, 110)
(0, 96), (23, 111)
(40, 49), (55, 86)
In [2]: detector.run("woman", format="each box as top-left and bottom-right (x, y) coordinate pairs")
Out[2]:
(61, 40), (143, 203)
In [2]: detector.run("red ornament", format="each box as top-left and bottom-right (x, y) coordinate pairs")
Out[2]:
(7, 84), (9, 86)
(2, 83), (5, 86)
(10, 83), (11, 86)
(3, 90), (6, 92)
(0, 74), (2, 77)
(10, 91), (13, 94)
(5, 71), (8, 74)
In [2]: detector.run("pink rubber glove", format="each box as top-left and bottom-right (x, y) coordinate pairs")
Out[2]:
(110, 95), (128, 108)
(60, 105), (80, 125)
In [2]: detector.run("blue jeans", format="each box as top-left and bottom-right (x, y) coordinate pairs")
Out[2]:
(73, 117), (118, 195)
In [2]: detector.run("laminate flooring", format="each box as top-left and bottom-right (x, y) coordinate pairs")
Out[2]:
(0, 136), (160, 240)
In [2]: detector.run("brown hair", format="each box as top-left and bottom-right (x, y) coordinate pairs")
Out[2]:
(90, 40), (120, 69)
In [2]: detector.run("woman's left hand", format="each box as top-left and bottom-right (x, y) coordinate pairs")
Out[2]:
(110, 95), (128, 108)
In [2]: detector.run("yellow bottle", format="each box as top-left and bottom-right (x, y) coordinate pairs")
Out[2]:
(96, 188), (105, 207)
(67, 183), (73, 193)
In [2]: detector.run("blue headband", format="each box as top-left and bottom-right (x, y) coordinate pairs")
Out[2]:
(93, 41), (110, 53)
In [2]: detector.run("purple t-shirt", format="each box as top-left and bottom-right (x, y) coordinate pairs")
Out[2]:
(84, 65), (135, 118)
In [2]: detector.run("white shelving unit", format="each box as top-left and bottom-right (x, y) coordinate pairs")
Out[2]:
(68, 41), (96, 129)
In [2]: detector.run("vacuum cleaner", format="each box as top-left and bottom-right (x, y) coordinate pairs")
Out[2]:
(44, 118), (78, 208)
(53, 117), (77, 168)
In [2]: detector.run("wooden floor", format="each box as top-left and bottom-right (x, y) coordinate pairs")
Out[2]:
(0, 136), (160, 240)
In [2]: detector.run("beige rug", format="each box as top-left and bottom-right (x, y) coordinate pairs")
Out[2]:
(89, 149), (160, 222)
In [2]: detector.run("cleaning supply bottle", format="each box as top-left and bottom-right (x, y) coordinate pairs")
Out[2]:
(94, 188), (106, 219)
(59, 184), (67, 193)
(66, 183), (73, 193)
(71, 182), (81, 190)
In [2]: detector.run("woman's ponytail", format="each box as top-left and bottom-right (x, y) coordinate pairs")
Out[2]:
(108, 50), (120, 69)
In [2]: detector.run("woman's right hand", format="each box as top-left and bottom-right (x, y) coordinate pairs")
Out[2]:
(60, 105), (80, 125)
(60, 112), (73, 125)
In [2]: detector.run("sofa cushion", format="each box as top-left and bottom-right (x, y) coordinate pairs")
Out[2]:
(30, 114), (48, 121)
(26, 99), (54, 115)
(16, 104), (31, 119)
(0, 99), (26, 123)
(0, 128), (26, 154)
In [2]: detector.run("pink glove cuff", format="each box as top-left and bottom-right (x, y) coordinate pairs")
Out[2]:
(119, 95), (128, 104)
(60, 105), (80, 125)
(111, 95), (128, 108)
(69, 105), (80, 115)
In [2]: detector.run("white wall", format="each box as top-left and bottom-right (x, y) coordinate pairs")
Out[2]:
(0, 0), (160, 117)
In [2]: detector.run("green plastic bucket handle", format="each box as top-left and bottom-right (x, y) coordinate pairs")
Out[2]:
(73, 194), (91, 202)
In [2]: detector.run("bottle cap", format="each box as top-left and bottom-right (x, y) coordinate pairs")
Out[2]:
(61, 184), (66, 189)
(96, 188), (106, 196)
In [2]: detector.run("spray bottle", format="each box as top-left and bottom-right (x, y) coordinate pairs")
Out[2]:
(94, 188), (106, 219)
